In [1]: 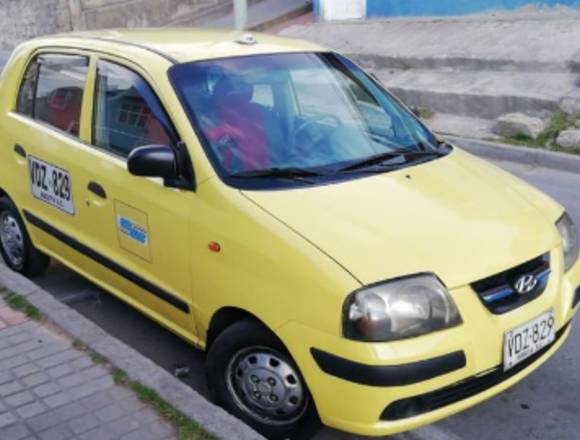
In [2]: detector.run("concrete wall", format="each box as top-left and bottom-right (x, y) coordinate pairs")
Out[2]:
(75, 0), (228, 30)
(0, 0), (229, 49)
(0, 0), (69, 49)
(314, 0), (580, 20)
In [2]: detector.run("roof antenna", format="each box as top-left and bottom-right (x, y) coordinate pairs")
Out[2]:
(236, 33), (258, 45)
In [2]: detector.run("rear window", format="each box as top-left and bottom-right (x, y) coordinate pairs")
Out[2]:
(16, 54), (89, 137)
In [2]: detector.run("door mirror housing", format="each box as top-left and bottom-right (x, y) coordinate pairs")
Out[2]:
(128, 145), (178, 184)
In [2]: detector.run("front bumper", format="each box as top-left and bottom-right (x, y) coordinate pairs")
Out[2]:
(277, 250), (580, 437)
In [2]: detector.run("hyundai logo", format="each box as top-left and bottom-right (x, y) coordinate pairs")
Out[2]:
(514, 274), (538, 295)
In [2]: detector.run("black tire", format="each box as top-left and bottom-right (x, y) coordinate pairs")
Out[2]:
(0, 197), (50, 277)
(206, 320), (321, 440)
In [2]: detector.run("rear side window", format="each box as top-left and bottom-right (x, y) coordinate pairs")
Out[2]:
(17, 54), (89, 137)
(93, 60), (173, 158)
(16, 59), (39, 116)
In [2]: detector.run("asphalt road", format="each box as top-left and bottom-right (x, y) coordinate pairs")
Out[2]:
(20, 156), (580, 440)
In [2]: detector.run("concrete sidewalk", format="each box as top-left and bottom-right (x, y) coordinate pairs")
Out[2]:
(0, 294), (177, 440)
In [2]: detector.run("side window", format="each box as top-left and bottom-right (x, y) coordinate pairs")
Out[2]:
(93, 60), (173, 158)
(17, 54), (89, 137)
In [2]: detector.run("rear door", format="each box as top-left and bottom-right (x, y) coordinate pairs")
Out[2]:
(8, 52), (90, 257)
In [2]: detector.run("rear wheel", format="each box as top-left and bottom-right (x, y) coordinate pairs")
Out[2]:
(0, 197), (50, 277)
(206, 320), (321, 440)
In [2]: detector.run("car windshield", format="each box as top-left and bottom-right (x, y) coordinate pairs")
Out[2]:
(169, 52), (444, 188)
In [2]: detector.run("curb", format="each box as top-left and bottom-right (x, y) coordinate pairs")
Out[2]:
(446, 135), (580, 174)
(0, 264), (265, 440)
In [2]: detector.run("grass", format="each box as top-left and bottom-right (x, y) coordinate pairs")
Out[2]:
(0, 289), (42, 321)
(417, 107), (435, 120)
(72, 339), (86, 351)
(500, 111), (580, 155)
(89, 351), (108, 365)
(69, 341), (214, 439)
(112, 369), (216, 440)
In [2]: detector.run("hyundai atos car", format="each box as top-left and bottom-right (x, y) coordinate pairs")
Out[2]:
(0, 29), (578, 440)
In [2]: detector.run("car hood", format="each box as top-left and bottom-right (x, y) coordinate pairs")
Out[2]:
(242, 149), (561, 289)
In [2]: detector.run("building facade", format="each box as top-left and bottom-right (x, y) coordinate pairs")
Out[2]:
(314, 0), (580, 20)
(0, 0), (229, 50)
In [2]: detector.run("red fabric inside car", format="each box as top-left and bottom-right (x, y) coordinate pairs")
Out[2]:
(47, 87), (83, 136)
(206, 77), (270, 171)
(146, 116), (171, 145)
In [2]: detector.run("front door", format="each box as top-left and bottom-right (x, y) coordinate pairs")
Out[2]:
(70, 57), (196, 341)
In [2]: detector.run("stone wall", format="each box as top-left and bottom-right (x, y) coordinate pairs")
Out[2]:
(0, 0), (65, 49)
(0, 0), (230, 49)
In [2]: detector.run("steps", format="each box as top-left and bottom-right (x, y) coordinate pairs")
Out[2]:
(376, 69), (578, 119)
(282, 8), (580, 139)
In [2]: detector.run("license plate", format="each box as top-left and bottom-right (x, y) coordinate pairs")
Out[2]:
(503, 309), (556, 371)
(28, 156), (74, 215)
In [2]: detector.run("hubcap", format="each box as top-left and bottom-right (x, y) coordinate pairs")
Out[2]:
(0, 212), (24, 268)
(226, 347), (307, 426)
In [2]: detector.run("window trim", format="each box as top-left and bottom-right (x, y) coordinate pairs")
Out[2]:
(91, 58), (179, 159)
(15, 56), (41, 118)
(14, 52), (90, 140)
(91, 57), (195, 191)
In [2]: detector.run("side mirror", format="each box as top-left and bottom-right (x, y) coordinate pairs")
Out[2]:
(128, 145), (177, 182)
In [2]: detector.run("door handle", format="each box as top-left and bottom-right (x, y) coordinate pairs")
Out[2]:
(88, 182), (107, 199)
(14, 144), (26, 158)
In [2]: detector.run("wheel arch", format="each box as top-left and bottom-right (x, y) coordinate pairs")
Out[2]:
(206, 306), (274, 351)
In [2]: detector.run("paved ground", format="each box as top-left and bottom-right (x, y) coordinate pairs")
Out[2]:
(23, 151), (580, 440)
(0, 297), (177, 440)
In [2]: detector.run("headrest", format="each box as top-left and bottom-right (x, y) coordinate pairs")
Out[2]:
(213, 75), (253, 106)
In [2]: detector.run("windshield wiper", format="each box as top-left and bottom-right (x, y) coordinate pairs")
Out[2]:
(338, 151), (407, 172)
(229, 167), (323, 182)
(338, 149), (445, 173)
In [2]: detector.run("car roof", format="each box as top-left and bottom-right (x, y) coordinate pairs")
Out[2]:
(30, 28), (326, 64)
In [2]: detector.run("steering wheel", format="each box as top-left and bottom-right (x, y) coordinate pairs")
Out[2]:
(293, 114), (342, 142)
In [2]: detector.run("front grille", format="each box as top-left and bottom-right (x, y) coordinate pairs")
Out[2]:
(471, 254), (550, 314)
(381, 322), (570, 421)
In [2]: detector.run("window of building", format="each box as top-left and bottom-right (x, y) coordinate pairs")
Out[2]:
(93, 60), (173, 158)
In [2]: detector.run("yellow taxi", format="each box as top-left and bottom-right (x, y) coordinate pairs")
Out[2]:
(0, 29), (578, 440)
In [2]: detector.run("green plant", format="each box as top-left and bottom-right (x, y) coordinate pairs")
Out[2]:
(72, 339), (87, 351)
(1, 290), (42, 320)
(89, 351), (108, 365)
(112, 368), (215, 440)
(417, 107), (434, 119)
(500, 112), (580, 155)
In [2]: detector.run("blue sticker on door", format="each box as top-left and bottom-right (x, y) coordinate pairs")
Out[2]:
(118, 217), (148, 245)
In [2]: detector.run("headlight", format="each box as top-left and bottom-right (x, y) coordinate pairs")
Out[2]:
(556, 212), (579, 272)
(342, 274), (462, 342)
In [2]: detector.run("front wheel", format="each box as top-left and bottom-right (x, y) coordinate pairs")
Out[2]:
(0, 197), (50, 277)
(206, 320), (321, 440)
